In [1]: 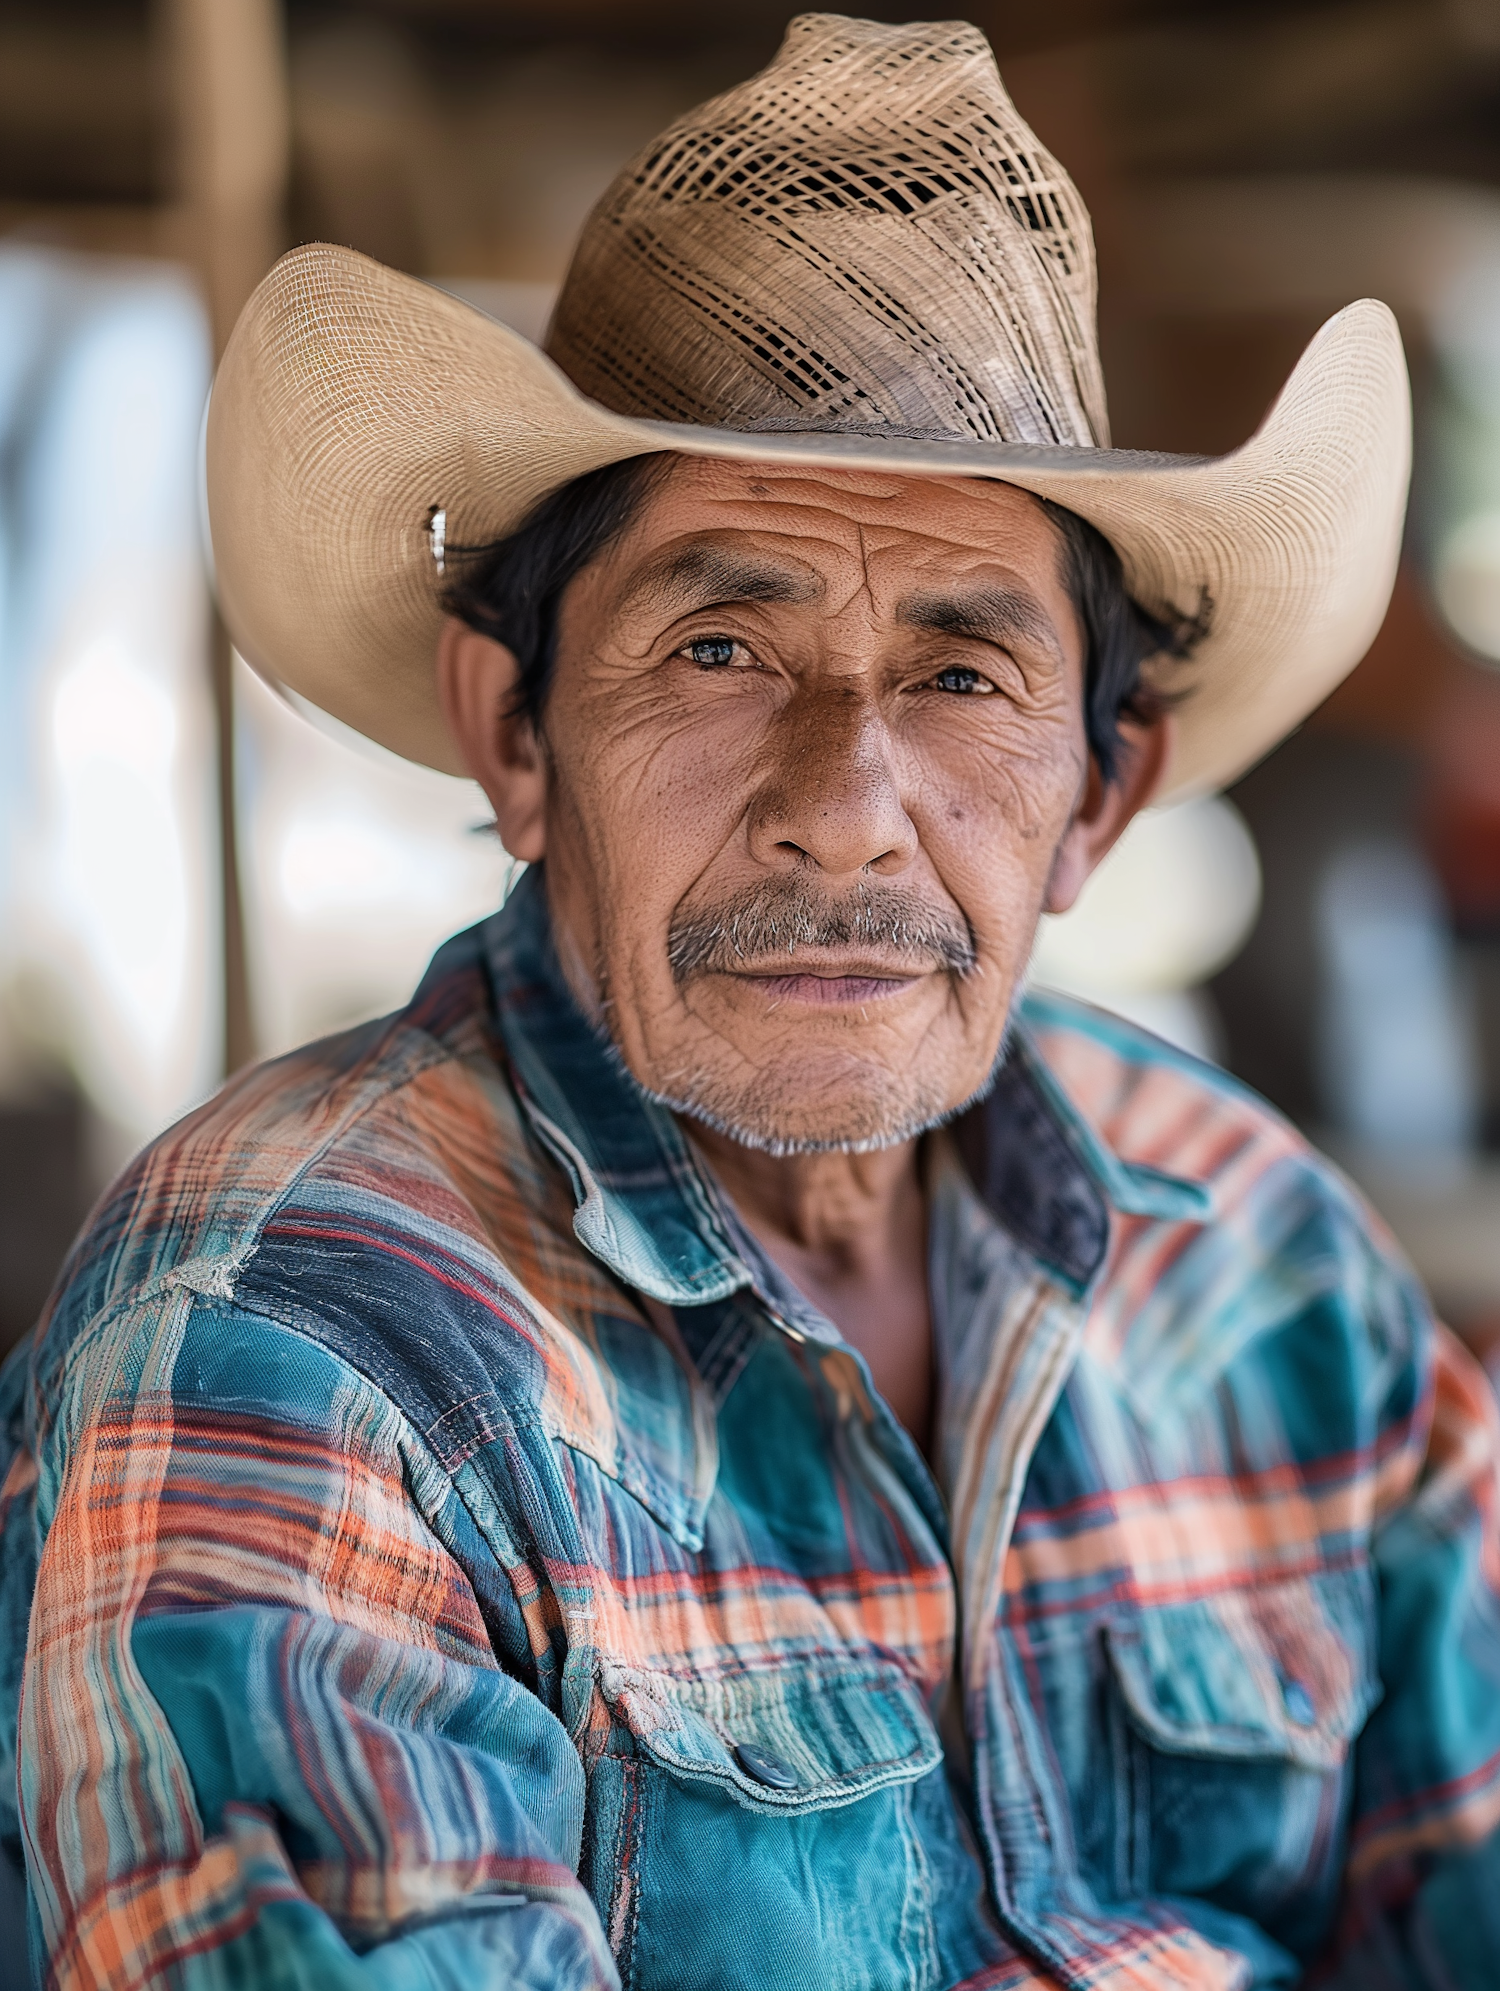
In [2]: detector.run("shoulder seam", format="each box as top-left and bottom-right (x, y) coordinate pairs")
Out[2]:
(31, 1003), (508, 1434)
(140, 1010), (489, 1313)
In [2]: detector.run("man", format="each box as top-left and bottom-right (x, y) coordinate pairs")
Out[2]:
(2, 14), (1496, 1989)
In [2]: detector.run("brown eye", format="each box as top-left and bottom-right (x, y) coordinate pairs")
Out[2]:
(687, 636), (740, 667)
(932, 664), (994, 694)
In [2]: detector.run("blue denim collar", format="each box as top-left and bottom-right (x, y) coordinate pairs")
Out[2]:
(482, 867), (751, 1308)
(481, 866), (1207, 1309)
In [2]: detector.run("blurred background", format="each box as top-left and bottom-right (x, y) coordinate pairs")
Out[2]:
(2, 0), (1500, 1366)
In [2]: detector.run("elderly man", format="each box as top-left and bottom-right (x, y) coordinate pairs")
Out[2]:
(3, 15), (1498, 1991)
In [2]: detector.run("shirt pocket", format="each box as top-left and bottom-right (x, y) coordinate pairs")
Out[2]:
(1102, 1565), (1379, 1946)
(602, 1652), (942, 1811)
(592, 1655), (953, 1991)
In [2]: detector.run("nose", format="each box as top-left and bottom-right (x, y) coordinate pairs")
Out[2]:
(745, 680), (917, 879)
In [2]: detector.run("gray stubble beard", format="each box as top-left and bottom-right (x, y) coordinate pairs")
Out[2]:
(631, 874), (995, 1155)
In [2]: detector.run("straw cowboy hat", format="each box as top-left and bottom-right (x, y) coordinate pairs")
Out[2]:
(206, 12), (1411, 803)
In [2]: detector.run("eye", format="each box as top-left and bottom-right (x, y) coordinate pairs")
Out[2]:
(929, 663), (995, 695)
(685, 636), (744, 668)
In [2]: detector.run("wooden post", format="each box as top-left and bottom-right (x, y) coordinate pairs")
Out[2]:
(164, 0), (289, 1076)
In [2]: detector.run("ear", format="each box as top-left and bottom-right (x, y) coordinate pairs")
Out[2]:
(435, 616), (548, 863)
(1043, 711), (1175, 916)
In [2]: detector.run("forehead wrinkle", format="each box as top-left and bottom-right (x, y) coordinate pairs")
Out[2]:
(897, 582), (1066, 664)
(614, 538), (825, 622)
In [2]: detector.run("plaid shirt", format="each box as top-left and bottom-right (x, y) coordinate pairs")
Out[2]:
(3, 863), (1499, 1991)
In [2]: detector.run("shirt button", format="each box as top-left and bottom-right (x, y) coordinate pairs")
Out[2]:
(734, 1742), (799, 1790)
(1280, 1676), (1317, 1728)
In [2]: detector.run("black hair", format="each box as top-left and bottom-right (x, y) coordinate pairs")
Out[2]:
(1033, 498), (1205, 780)
(443, 453), (1203, 782)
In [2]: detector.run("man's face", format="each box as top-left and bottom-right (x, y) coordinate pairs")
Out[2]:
(455, 458), (1129, 1153)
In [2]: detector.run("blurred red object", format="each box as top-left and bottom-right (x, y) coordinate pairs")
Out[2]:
(1422, 657), (1500, 936)
(1306, 561), (1500, 934)
(1312, 562), (1460, 743)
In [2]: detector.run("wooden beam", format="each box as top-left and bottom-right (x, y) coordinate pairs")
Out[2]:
(163, 0), (289, 1077)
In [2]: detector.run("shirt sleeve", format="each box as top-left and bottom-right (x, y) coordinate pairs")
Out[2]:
(1324, 1318), (1500, 1987)
(18, 1291), (619, 1991)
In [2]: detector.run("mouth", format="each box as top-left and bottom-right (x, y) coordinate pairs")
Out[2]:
(720, 958), (930, 1007)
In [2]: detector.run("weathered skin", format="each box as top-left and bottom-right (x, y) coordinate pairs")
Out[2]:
(438, 457), (1168, 1449)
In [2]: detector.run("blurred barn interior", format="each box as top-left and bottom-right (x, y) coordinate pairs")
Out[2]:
(4, 0), (1500, 1357)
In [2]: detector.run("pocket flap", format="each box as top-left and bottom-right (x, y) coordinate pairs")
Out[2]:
(599, 1656), (943, 1814)
(1106, 1568), (1379, 1773)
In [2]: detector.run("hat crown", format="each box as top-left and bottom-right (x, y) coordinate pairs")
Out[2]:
(546, 13), (1109, 449)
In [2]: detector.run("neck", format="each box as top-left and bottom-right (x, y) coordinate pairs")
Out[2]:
(685, 1122), (934, 1453)
(688, 1125), (920, 1257)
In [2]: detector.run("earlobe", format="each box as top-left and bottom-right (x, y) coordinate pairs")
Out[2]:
(1043, 712), (1174, 916)
(434, 616), (549, 862)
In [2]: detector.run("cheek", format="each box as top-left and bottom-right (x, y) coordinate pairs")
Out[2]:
(907, 720), (1085, 950)
(541, 677), (766, 975)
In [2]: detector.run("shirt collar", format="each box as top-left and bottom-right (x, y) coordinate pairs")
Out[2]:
(483, 866), (751, 1307)
(481, 866), (1208, 1309)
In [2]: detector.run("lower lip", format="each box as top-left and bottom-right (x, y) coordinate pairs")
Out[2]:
(730, 972), (920, 1006)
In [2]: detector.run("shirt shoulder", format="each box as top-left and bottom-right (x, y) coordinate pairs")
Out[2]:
(1022, 989), (1430, 1395)
(64, 933), (481, 1281)
(28, 925), (646, 1505)
(33, 932), (533, 1385)
(1025, 987), (1355, 1217)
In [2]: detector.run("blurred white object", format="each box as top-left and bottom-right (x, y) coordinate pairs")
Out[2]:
(1431, 251), (1500, 664)
(1315, 840), (1480, 1174)
(1435, 508), (1500, 660)
(236, 662), (513, 1058)
(0, 248), (218, 1141)
(1028, 796), (1261, 1057)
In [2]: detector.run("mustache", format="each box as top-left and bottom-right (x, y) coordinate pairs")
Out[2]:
(666, 876), (977, 986)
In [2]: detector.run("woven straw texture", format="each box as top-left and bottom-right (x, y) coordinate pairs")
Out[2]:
(547, 15), (1106, 448)
(205, 12), (1412, 800)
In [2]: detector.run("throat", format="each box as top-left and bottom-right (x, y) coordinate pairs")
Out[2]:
(686, 1122), (935, 1456)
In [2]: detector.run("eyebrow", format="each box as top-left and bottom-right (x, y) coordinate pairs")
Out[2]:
(897, 583), (1064, 661)
(616, 542), (825, 620)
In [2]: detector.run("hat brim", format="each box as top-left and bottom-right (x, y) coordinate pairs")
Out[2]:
(206, 242), (1410, 803)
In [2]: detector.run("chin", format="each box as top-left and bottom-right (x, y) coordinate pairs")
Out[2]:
(641, 1058), (968, 1157)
